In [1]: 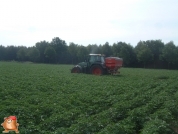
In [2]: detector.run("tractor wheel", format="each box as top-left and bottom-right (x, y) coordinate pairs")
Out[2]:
(90, 65), (103, 75)
(71, 67), (81, 73)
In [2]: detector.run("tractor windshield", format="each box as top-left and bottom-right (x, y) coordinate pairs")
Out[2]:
(89, 54), (105, 63)
(89, 55), (103, 62)
(89, 55), (96, 62)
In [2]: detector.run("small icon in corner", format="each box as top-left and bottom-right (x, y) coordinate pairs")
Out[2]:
(1, 116), (19, 133)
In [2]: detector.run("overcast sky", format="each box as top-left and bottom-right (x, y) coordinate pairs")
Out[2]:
(0, 0), (178, 47)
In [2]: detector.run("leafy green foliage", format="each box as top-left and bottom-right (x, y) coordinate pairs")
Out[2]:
(0, 62), (178, 133)
(44, 46), (56, 63)
(27, 47), (40, 62)
(135, 41), (153, 68)
(161, 41), (178, 69)
(1, 38), (178, 69)
(16, 47), (28, 61)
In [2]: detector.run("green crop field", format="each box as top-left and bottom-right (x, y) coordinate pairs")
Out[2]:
(0, 61), (178, 134)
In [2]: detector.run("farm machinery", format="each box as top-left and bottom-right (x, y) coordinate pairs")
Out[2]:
(71, 54), (123, 75)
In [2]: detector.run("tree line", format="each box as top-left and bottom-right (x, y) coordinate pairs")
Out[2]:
(0, 37), (178, 69)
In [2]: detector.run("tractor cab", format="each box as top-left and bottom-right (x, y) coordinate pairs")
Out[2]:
(71, 54), (106, 74)
(87, 54), (105, 63)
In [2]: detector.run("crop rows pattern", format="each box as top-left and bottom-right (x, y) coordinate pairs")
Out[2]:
(0, 61), (178, 134)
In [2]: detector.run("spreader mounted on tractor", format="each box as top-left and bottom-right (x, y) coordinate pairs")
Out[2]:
(71, 54), (123, 75)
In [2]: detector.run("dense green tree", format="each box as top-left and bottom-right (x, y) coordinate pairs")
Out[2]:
(119, 46), (130, 66)
(0, 45), (6, 60)
(44, 46), (56, 63)
(119, 45), (136, 67)
(145, 40), (164, 68)
(51, 37), (67, 63)
(35, 41), (50, 63)
(16, 47), (28, 61)
(27, 47), (40, 62)
(1, 38), (178, 69)
(77, 45), (88, 62)
(112, 42), (122, 57)
(135, 41), (153, 68)
(98, 45), (103, 54)
(176, 46), (178, 68)
(102, 42), (112, 57)
(68, 42), (78, 64)
(161, 41), (177, 69)
(5, 46), (18, 61)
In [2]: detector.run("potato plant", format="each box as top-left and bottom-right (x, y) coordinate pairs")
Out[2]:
(0, 61), (178, 134)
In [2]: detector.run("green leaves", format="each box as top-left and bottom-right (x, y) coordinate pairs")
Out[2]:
(135, 41), (153, 67)
(0, 62), (178, 133)
(44, 46), (56, 63)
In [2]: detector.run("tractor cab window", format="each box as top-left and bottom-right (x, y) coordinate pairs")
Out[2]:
(96, 56), (101, 62)
(89, 55), (96, 62)
(89, 55), (101, 62)
(89, 55), (104, 62)
(101, 56), (105, 63)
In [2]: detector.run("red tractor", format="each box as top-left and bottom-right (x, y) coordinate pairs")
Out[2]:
(71, 54), (123, 75)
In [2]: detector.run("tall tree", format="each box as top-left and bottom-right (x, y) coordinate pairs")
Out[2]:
(68, 42), (78, 64)
(161, 41), (177, 69)
(16, 47), (28, 61)
(35, 41), (50, 63)
(112, 42), (124, 57)
(102, 42), (112, 57)
(145, 40), (164, 68)
(27, 47), (40, 62)
(77, 45), (88, 62)
(135, 41), (153, 68)
(120, 44), (136, 67)
(44, 46), (56, 63)
(0, 45), (6, 60)
(5, 46), (18, 61)
(51, 37), (67, 63)
(98, 44), (103, 54)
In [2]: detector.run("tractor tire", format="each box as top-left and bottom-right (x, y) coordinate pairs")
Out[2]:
(71, 66), (81, 73)
(90, 65), (103, 75)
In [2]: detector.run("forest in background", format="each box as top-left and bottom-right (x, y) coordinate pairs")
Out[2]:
(0, 37), (178, 69)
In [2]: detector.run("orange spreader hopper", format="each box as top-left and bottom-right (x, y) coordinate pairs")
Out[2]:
(105, 57), (123, 74)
